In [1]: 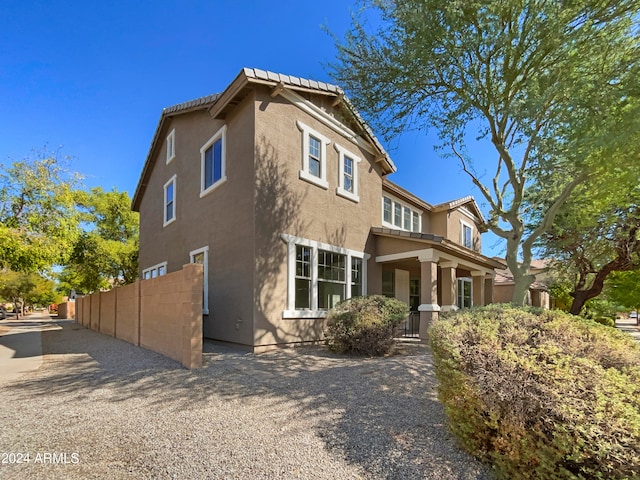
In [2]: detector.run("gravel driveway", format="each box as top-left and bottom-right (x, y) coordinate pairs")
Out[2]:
(0, 319), (493, 479)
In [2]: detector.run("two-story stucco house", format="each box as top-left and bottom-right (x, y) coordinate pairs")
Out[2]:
(132, 67), (503, 351)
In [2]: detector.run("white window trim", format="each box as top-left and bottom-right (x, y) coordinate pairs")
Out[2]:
(296, 120), (330, 189)
(381, 194), (422, 233)
(200, 125), (228, 198)
(334, 143), (360, 203)
(163, 174), (177, 227)
(142, 261), (167, 280)
(166, 129), (175, 164)
(460, 219), (474, 249)
(281, 233), (369, 318)
(190, 246), (210, 315)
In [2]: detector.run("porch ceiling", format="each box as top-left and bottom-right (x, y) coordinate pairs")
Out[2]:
(371, 227), (504, 274)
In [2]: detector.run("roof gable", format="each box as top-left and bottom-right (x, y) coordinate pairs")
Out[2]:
(132, 67), (395, 211)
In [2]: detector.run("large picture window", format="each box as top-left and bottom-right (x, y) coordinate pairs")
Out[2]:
(200, 125), (227, 197)
(282, 234), (368, 318)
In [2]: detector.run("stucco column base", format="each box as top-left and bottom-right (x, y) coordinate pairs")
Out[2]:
(418, 304), (440, 341)
(419, 310), (438, 341)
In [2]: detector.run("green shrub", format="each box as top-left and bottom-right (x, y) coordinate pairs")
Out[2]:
(429, 304), (640, 480)
(594, 316), (616, 328)
(324, 295), (409, 356)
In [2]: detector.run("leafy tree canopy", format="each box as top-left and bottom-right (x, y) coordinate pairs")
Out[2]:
(0, 148), (82, 272)
(57, 187), (138, 294)
(331, 0), (640, 304)
(0, 270), (60, 318)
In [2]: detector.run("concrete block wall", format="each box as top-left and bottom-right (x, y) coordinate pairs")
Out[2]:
(57, 302), (76, 320)
(74, 264), (203, 368)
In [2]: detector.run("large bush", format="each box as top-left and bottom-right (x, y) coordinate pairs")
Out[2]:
(429, 304), (640, 479)
(324, 295), (409, 356)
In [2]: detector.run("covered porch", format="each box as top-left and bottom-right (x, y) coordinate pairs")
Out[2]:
(371, 228), (503, 340)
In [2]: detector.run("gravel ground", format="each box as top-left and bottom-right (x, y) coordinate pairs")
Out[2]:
(0, 319), (494, 479)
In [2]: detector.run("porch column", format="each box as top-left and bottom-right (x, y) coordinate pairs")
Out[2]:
(471, 271), (485, 306)
(484, 274), (494, 305)
(418, 250), (440, 341)
(440, 261), (458, 312)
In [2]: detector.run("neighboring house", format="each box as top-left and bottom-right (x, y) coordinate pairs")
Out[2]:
(493, 259), (551, 309)
(132, 67), (503, 351)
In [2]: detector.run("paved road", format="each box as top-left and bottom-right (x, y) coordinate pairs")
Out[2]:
(615, 317), (640, 343)
(0, 311), (53, 385)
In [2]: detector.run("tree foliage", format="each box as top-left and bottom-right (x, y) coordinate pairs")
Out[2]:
(330, 0), (640, 304)
(540, 177), (640, 315)
(0, 270), (60, 318)
(605, 270), (640, 313)
(57, 187), (138, 294)
(0, 148), (82, 272)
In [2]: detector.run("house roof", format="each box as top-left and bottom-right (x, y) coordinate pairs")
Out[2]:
(493, 259), (549, 290)
(371, 227), (504, 270)
(132, 67), (396, 211)
(432, 196), (486, 224)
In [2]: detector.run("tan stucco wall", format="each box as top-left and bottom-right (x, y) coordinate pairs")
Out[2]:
(137, 96), (256, 346)
(115, 281), (139, 345)
(57, 302), (75, 320)
(493, 284), (515, 304)
(90, 294), (100, 330)
(99, 289), (116, 336)
(74, 265), (203, 368)
(251, 86), (387, 347)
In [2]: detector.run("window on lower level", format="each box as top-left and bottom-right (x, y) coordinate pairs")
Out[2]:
(457, 277), (472, 309)
(283, 235), (366, 317)
(143, 262), (167, 280)
(163, 175), (176, 226)
(190, 246), (209, 314)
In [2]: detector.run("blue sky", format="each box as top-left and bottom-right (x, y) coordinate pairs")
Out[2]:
(1, 0), (504, 256)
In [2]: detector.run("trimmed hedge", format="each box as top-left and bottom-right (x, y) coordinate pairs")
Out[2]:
(324, 295), (409, 356)
(429, 304), (640, 480)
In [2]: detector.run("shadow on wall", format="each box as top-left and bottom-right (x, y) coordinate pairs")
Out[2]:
(252, 137), (350, 346)
(253, 137), (307, 346)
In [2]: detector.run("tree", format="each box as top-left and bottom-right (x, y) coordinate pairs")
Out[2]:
(330, 0), (640, 304)
(57, 187), (138, 294)
(0, 270), (59, 318)
(605, 270), (640, 317)
(539, 174), (640, 315)
(0, 148), (82, 272)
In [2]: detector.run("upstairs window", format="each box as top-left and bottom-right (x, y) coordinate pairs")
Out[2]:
(166, 129), (175, 164)
(296, 120), (329, 189)
(334, 143), (360, 203)
(461, 221), (473, 249)
(382, 195), (422, 233)
(163, 175), (176, 226)
(200, 125), (227, 197)
(383, 197), (392, 223)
